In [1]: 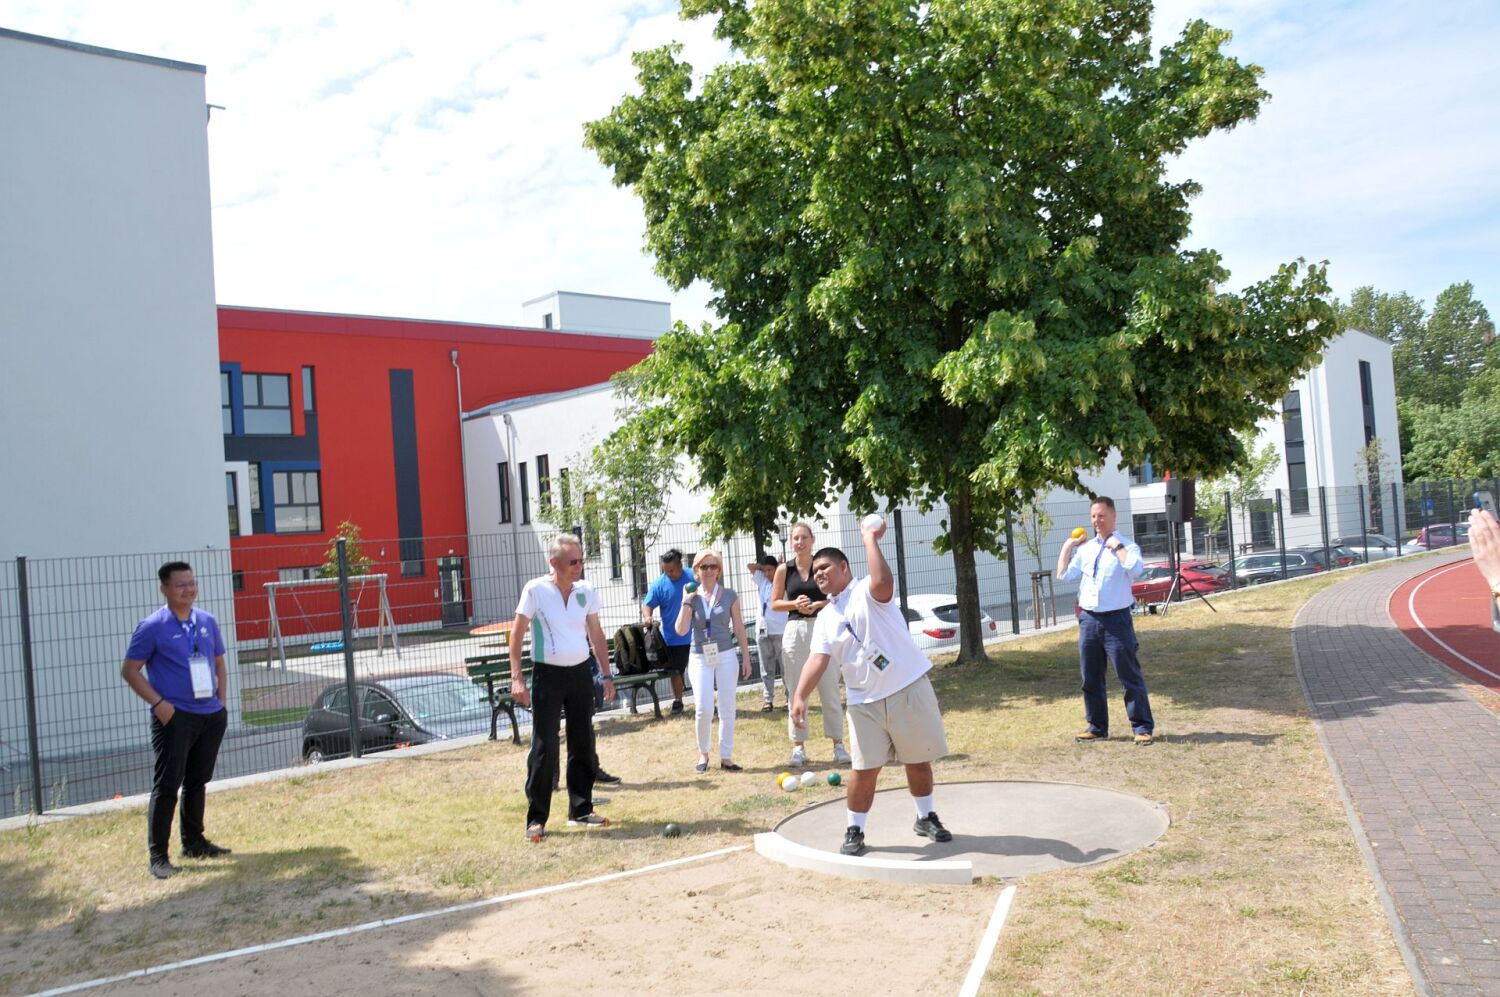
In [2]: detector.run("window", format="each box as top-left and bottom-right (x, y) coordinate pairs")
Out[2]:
(232, 570), (244, 593)
(221, 372), (233, 435)
(1128, 459), (1155, 486)
(302, 366), (316, 413)
(249, 463), (261, 511)
(226, 472), (241, 537)
(360, 690), (398, 723)
(1282, 390), (1308, 514)
(278, 565), (320, 582)
(519, 460), (531, 525)
(497, 462), (512, 524)
(1358, 360), (1376, 445)
(273, 470), (322, 533)
(536, 454), (551, 515)
(243, 373), (293, 434)
(543, 312), (553, 329)
(323, 687), (349, 714)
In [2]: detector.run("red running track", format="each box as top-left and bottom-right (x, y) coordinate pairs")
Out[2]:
(1389, 557), (1500, 689)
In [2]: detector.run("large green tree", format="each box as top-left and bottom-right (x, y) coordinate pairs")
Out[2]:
(1391, 281), (1493, 407)
(586, 0), (1336, 662)
(1335, 286), (1424, 345)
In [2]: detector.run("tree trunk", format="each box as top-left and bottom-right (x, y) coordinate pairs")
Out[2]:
(948, 479), (988, 664)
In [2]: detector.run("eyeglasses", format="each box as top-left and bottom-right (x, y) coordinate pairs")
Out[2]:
(698, 563), (720, 570)
(560, 558), (582, 566)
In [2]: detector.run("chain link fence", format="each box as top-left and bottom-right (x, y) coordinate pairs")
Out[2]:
(2, 478), (1491, 817)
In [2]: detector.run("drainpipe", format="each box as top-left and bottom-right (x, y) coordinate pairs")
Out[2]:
(502, 412), (522, 602)
(452, 351), (473, 623)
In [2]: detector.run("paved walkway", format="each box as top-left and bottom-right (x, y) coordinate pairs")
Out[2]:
(1295, 551), (1500, 996)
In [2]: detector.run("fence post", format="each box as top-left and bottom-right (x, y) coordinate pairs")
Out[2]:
(15, 557), (45, 815)
(1003, 513), (1020, 635)
(1275, 489), (1288, 580)
(1391, 482), (1402, 546)
(1223, 491), (1237, 588)
(1447, 480), (1458, 544)
(1419, 481), (1430, 540)
(337, 538), (361, 759)
(1318, 485), (1331, 569)
(892, 509), (910, 619)
(1357, 484), (1369, 562)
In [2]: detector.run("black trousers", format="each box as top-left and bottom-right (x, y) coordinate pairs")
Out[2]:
(525, 661), (597, 827)
(148, 707), (228, 859)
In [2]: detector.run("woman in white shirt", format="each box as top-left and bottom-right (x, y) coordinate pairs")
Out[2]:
(675, 550), (752, 772)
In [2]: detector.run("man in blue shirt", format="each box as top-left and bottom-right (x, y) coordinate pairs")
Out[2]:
(120, 561), (231, 879)
(641, 549), (695, 714)
(1056, 496), (1155, 745)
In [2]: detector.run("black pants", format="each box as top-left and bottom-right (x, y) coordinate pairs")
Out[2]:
(525, 661), (597, 827)
(148, 707), (228, 859)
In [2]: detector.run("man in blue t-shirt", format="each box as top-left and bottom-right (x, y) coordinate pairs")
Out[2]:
(121, 561), (231, 880)
(641, 549), (695, 714)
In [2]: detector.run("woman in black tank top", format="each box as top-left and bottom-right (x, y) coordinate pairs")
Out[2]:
(770, 522), (849, 767)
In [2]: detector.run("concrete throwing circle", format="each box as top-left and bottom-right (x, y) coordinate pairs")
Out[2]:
(756, 779), (1169, 884)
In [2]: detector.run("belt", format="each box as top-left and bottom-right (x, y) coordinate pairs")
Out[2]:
(1081, 607), (1131, 617)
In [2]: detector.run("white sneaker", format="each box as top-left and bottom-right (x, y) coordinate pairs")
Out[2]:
(833, 743), (852, 766)
(789, 744), (807, 768)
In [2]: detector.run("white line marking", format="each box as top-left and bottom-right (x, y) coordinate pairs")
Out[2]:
(29, 845), (747, 997)
(958, 884), (1017, 997)
(1406, 559), (1499, 680)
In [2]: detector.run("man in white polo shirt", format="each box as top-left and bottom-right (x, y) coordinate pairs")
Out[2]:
(792, 517), (951, 857)
(510, 533), (615, 842)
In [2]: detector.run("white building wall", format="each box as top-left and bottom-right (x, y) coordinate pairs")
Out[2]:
(463, 382), (1130, 630)
(0, 30), (235, 768)
(521, 291), (670, 339)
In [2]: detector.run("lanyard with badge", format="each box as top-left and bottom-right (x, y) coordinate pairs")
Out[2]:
(696, 587), (723, 667)
(839, 599), (891, 687)
(1090, 535), (1118, 579)
(181, 613), (215, 699)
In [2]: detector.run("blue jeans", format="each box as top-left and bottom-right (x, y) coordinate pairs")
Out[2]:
(1078, 609), (1153, 735)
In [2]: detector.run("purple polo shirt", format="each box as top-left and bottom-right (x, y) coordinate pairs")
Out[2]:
(125, 606), (227, 714)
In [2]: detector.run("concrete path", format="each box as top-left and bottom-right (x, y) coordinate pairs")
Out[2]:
(1295, 551), (1500, 996)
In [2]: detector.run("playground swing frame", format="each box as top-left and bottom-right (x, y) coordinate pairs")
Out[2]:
(263, 573), (401, 670)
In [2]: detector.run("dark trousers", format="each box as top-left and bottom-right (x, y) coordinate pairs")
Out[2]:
(1078, 610), (1154, 735)
(148, 707), (228, 859)
(525, 661), (597, 827)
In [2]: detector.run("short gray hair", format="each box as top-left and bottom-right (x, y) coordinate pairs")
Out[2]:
(549, 533), (583, 561)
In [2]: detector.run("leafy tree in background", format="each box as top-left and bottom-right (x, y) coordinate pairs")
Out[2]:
(1197, 431), (1278, 541)
(319, 520), (373, 578)
(586, 0), (1337, 661)
(1402, 402), (1500, 482)
(1394, 282), (1493, 408)
(1335, 286), (1424, 345)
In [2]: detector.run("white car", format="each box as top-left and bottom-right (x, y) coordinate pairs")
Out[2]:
(901, 593), (1000, 650)
(1330, 533), (1423, 560)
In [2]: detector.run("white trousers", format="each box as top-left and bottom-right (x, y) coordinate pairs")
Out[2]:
(687, 651), (740, 758)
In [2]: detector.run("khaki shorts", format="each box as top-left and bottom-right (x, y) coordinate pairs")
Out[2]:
(846, 675), (948, 770)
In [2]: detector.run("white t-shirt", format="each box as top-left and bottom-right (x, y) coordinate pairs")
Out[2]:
(754, 574), (788, 637)
(515, 577), (599, 666)
(809, 577), (930, 705)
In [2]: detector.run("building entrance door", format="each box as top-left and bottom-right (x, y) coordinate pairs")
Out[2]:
(438, 557), (467, 626)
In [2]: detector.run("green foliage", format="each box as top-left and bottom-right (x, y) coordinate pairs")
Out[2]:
(1198, 432), (1278, 533)
(1014, 499), (1053, 572)
(1335, 286), (1424, 345)
(586, 0), (1337, 656)
(1402, 399), (1500, 481)
(1390, 281), (1493, 408)
(319, 520), (373, 578)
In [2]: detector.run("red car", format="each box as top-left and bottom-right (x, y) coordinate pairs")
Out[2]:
(1131, 560), (1230, 604)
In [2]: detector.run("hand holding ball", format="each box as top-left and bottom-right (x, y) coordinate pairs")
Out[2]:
(861, 513), (886, 539)
(1071, 527), (1087, 540)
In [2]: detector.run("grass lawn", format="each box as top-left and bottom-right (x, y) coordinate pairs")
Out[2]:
(0, 573), (1414, 994)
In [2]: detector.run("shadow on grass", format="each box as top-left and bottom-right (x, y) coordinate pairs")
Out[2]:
(0, 843), (529, 995)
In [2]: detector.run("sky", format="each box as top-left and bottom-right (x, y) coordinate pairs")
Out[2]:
(2, 0), (1496, 331)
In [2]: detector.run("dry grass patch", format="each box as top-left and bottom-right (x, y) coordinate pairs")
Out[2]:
(0, 573), (1418, 995)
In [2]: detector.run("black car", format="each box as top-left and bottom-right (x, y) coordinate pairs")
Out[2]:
(301, 673), (494, 762)
(1227, 548), (1329, 586)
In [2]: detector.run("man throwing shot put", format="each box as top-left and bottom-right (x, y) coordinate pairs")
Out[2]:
(792, 516), (952, 857)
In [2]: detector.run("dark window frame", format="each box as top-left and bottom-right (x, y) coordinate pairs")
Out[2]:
(243, 372), (294, 435)
(498, 462), (512, 524)
(519, 460), (531, 525)
(302, 366), (316, 413)
(271, 469), (323, 534)
(1282, 390), (1308, 514)
(226, 471), (241, 537)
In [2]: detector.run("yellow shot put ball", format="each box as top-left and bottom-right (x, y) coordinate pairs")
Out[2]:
(1071, 527), (1087, 539)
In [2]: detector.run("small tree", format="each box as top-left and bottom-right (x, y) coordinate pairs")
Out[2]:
(319, 520), (373, 577)
(1013, 499), (1053, 573)
(1198, 433), (1278, 549)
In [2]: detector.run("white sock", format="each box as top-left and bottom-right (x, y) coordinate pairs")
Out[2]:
(913, 794), (935, 819)
(847, 809), (868, 831)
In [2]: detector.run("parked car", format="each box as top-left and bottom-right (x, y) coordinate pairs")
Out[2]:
(302, 673), (493, 763)
(1409, 522), (1471, 549)
(1130, 560), (1230, 604)
(901, 593), (999, 650)
(1327, 544), (1363, 567)
(1330, 533), (1416, 561)
(1226, 548), (1329, 587)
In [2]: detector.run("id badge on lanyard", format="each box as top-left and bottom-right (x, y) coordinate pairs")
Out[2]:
(702, 643), (721, 668)
(699, 588), (722, 667)
(182, 616), (213, 699)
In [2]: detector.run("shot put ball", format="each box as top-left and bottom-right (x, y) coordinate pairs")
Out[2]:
(1071, 527), (1087, 539)
(799, 771), (817, 788)
(663, 823), (682, 838)
(827, 771), (842, 786)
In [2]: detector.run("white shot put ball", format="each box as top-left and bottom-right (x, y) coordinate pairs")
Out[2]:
(861, 513), (885, 532)
(799, 771), (818, 788)
(782, 775), (801, 792)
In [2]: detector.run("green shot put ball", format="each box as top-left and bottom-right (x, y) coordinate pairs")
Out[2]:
(827, 771), (842, 786)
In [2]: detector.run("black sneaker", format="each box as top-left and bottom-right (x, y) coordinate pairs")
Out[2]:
(840, 826), (867, 856)
(594, 769), (622, 785)
(914, 812), (952, 842)
(149, 857), (178, 880)
(182, 839), (232, 859)
(670, 700), (684, 715)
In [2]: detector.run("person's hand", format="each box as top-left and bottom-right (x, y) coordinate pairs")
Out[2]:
(790, 695), (807, 730)
(1470, 509), (1500, 591)
(794, 594), (813, 613)
(151, 700), (175, 724)
(511, 676), (530, 709)
(740, 656), (752, 680)
(601, 676), (615, 701)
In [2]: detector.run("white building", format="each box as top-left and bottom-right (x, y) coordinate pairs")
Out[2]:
(0, 29), (237, 768)
(520, 291), (672, 339)
(462, 382), (1129, 632)
(1128, 328), (1401, 555)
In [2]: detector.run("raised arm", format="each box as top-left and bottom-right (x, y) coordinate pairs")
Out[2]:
(863, 517), (893, 603)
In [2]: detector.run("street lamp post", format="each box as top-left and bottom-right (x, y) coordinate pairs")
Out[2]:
(776, 520), (789, 563)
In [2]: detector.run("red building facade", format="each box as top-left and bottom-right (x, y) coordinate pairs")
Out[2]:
(218, 306), (655, 641)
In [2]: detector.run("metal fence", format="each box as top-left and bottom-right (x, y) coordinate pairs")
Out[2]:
(1, 478), (1489, 817)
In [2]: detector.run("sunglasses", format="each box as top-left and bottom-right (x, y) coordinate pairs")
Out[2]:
(698, 562), (721, 570)
(560, 557), (582, 566)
